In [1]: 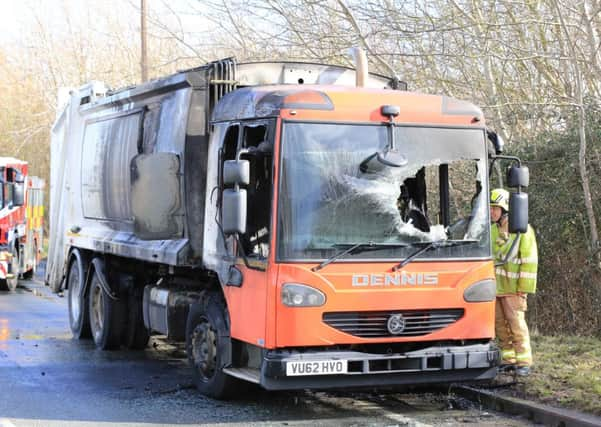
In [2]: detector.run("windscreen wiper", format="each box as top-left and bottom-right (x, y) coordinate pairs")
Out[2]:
(312, 242), (408, 272)
(392, 239), (479, 271)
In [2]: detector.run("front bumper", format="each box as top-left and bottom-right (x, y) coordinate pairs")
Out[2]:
(260, 342), (499, 390)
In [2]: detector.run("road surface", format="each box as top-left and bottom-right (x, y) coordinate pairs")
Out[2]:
(0, 274), (534, 427)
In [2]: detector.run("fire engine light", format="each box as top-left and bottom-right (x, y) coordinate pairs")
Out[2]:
(463, 279), (496, 302)
(281, 283), (326, 307)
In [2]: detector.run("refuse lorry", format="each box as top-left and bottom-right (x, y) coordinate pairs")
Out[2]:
(46, 55), (530, 398)
(1, 157), (45, 291)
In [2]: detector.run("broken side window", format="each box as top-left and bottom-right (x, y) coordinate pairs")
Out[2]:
(239, 122), (273, 259)
(219, 124), (240, 257)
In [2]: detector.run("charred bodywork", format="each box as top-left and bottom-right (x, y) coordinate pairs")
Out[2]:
(46, 59), (396, 290)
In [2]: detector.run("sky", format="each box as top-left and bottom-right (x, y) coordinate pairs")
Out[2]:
(0, 0), (204, 45)
(0, 0), (91, 43)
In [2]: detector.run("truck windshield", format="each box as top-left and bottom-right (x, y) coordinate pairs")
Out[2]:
(277, 123), (490, 262)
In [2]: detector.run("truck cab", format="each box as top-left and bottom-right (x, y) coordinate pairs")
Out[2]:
(208, 85), (499, 390)
(0, 158), (44, 291)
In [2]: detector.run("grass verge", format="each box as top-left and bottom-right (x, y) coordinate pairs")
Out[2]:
(495, 334), (601, 416)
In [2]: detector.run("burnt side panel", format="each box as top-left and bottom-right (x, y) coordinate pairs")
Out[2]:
(184, 89), (209, 262)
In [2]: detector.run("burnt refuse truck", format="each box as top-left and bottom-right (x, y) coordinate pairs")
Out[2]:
(47, 55), (529, 398)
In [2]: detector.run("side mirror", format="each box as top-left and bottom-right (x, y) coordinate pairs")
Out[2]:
(360, 105), (406, 173)
(507, 165), (529, 188)
(509, 192), (528, 234)
(5, 183), (14, 209)
(13, 170), (25, 184)
(487, 129), (504, 154)
(222, 188), (247, 234)
(13, 183), (25, 207)
(223, 160), (249, 186)
(381, 105), (400, 118)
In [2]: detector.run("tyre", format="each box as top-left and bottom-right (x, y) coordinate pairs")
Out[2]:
(123, 292), (150, 350)
(186, 291), (242, 399)
(88, 269), (126, 350)
(22, 241), (37, 280)
(67, 253), (91, 339)
(6, 246), (19, 291)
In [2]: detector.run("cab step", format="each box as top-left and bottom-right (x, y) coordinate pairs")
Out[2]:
(223, 367), (261, 384)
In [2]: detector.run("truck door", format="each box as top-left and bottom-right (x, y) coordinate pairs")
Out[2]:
(221, 121), (274, 347)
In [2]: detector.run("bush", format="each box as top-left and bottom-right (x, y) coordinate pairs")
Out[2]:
(514, 123), (601, 337)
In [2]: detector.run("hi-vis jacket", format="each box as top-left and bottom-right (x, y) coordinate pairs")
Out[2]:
(491, 224), (538, 295)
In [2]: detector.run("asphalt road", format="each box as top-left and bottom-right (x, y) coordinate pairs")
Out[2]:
(0, 274), (535, 427)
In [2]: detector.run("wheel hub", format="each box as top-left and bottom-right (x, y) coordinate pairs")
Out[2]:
(90, 283), (105, 340)
(69, 268), (80, 322)
(191, 319), (217, 381)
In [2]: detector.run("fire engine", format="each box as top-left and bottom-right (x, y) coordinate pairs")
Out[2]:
(0, 157), (44, 291)
(47, 55), (529, 398)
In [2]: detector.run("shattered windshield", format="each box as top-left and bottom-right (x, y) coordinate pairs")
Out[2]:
(277, 123), (490, 261)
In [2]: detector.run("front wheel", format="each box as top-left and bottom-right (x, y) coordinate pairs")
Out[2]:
(186, 291), (242, 399)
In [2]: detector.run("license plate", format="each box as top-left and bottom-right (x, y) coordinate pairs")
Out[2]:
(286, 360), (348, 376)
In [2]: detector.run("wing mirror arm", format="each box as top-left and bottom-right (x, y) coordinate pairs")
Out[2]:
(360, 105), (408, 173)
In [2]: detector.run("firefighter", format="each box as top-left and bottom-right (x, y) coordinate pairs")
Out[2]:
(490, 188), (538, 376)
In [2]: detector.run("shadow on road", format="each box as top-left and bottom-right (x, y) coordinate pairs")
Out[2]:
(1, 271), (441, 426)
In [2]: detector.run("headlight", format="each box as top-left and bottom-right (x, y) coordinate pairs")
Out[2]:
(281, 283), (326, 307)
(463, 279), (496, 302)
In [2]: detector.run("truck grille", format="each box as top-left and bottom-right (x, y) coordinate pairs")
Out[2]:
(323, 309), (464, 338)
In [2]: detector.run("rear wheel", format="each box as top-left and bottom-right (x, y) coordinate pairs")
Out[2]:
(186, 291), (242, 399)
(67, 254), (91, 339)
(89, 270), (126, 350)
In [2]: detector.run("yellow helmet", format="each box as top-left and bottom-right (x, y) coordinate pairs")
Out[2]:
(490, 188), (509, 211)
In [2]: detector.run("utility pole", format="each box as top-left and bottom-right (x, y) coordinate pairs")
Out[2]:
(141, 0), (148, 82)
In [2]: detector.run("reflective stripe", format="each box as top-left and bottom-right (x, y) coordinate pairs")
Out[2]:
(495, 269), (520, 279)
(501, 349), (516, 358)
(517, 257), (538, 264)
(516, 352), (531, 361)
(495, 269), (537, 280)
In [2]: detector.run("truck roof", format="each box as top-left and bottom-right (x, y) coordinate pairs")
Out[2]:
(64, 58), (482, 131)
(74, 59), (402, 113)
(0, 157), (27, 167)
(211, 85), (484, 126)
